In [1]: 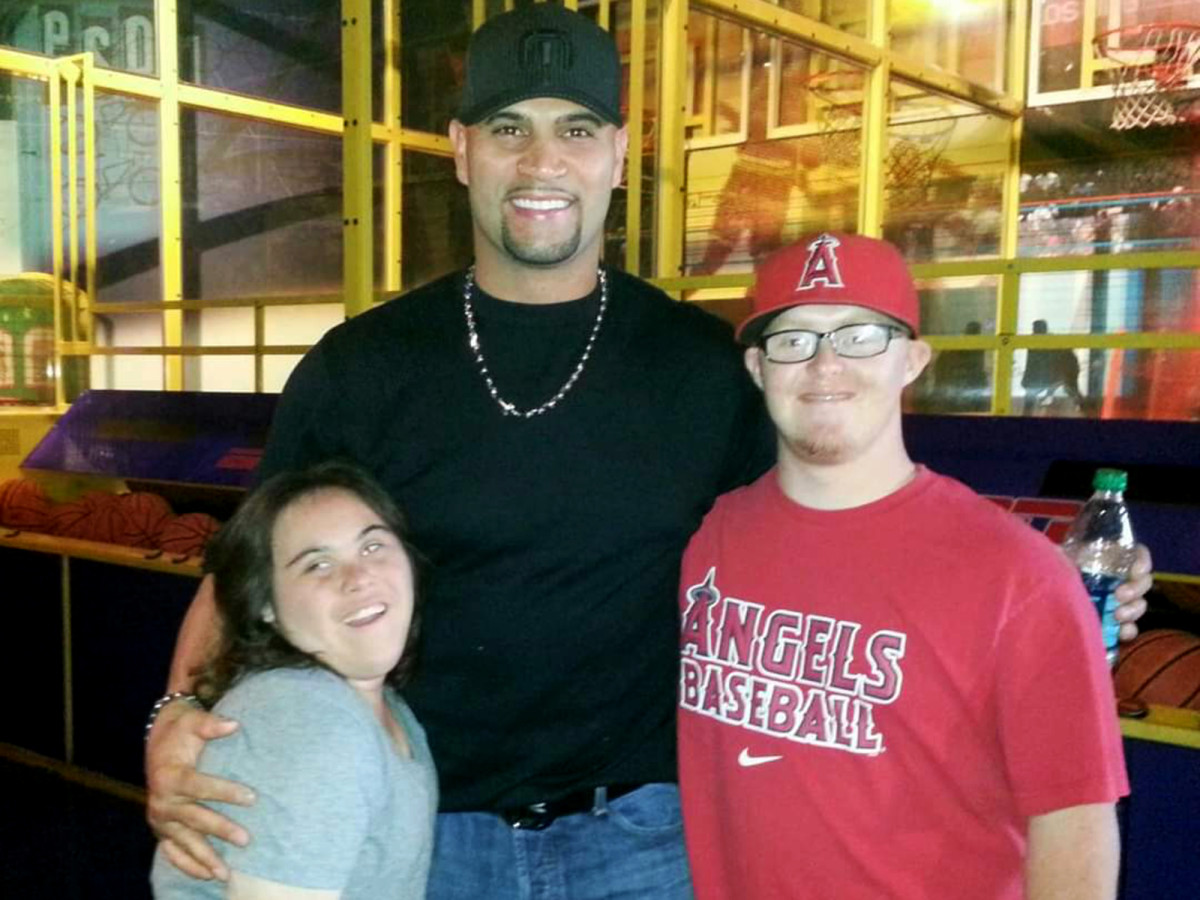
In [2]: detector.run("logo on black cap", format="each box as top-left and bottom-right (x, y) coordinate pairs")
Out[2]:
(520, 29), (574, 84)
(456, 4), (622, 126)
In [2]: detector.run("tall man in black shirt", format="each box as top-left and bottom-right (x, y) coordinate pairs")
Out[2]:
(144, 6), (1152, 898)
(147, 6), (767, 898)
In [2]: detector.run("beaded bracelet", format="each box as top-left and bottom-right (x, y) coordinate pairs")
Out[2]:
(144, 691), (199, 743)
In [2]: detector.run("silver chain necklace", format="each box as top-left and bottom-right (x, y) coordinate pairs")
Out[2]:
(462, 266), (608, 419)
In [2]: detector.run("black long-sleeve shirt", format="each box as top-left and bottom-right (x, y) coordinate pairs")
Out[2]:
(259, 268), (774, 811)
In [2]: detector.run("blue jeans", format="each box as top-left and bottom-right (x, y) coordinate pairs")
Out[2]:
(427, 783), (694, 900)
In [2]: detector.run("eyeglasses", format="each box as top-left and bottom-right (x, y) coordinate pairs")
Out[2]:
(758, 323), (909, 364)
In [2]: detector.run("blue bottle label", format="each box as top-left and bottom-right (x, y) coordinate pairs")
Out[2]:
(1080, 571), (1122, 656)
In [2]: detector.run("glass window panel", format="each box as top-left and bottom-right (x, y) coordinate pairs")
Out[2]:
(184, 354), (255, 393)
(96, 93), (161, 304)
(89, 354), (165, 391)
(1020, 110), (1199, 256)
(883, 84), (1007, 263)
(776, 41), (821, 130)
(262, 353), (303, 393)
(2, 3), (157, 76)
(711, 19), (750, 139)
(400, 0), (470, 133)
(402, 151), (471, 290)
(890, 0), (1008, 93)
(606, 0), (660, 278)
(685, 12), (758, 141)
(775, 0), (869, 37)
(263, 303), (342, 345)
(906, 349), (995, 414)
(185, 307), (253, 347)
(180, 308), (257, 392)
(372, 0), (385, 124)
(182, 111), (342, 300)
(1011, 348), (1200, 421)
(89, 312), (163, 391)
(374, 144), (387, 291)
(179, 0), (339, 112)
(0, 75), (55, 407)
(2, 77), (51, 279)
(1019, 268), (1199, 335)
(916, 276), (999, 336)
(94, 310), (162, 347)
(685, 23), (862, 275)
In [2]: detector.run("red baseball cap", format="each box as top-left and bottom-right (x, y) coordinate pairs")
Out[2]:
(735, 232), (920, 345)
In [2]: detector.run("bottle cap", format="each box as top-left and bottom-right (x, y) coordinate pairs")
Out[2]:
(1093, 468), (1128, 492)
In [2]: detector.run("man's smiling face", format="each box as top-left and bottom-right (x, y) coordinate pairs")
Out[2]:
(450, 97), (629, 272)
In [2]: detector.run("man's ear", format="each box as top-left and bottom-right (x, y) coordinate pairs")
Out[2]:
(904, 339), (933, 386)
(449, 120), (470, 187)
(611, 125), (630, 189)
(744, 346), (765, 390)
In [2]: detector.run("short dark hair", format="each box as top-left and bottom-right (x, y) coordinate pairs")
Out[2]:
(193, 461), (424, 707)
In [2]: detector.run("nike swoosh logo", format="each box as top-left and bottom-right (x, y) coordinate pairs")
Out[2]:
(738, 748), (783, 767)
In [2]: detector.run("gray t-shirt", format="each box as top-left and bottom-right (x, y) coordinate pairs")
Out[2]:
(151, 667), (437, 899)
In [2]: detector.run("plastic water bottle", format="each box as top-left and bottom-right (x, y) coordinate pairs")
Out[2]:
(1061, 469), (1136, 667)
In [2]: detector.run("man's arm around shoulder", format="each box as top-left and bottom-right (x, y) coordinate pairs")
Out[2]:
(1026, 802), (1119, 900)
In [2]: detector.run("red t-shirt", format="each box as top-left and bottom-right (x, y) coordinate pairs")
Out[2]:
(678, 467), (1128, 899)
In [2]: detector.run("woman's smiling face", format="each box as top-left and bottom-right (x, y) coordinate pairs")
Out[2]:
(269, 488), (415, 691)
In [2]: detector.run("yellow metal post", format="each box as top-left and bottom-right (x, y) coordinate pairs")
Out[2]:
(50, 70), (65, 407)
(64, 61), (80, 344)
(254, 304), (265, 393)
(384, 0), (402, 292)
(858, 0), (889, 236)
(342, 0), (374, 318)
(82, 53), (97, 349)
(156, 0), (184, 390)
(625, 0), (647, 276)
(992, 0), (1030, 416)
(655, 0), (687, 284)
(1080, 0), (1103, 90)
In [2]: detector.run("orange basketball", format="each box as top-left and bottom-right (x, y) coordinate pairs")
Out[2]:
(89, 502), (130, 544)
(158, 512), (221, 557)
(1113, 629), (1200, 712)
(117, 492), (174, 548)
(0, 478), (52, 533)
(80, 490), (118, 511)
(48, 500), (95, 539)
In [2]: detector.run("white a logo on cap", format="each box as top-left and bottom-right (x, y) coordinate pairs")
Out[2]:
(795, 233), (844, 292)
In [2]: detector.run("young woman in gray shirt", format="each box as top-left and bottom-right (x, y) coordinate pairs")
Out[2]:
(151, 462), (437, 899)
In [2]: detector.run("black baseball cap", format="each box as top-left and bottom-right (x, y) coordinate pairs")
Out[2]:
(456, 4), (623, 127)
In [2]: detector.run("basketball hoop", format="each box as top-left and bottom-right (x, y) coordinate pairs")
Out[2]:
(806, 72), (956, 208)
(1094, 22), (1200, 130)
(808, 72), (862, 169)
(885, 118), (956, 209)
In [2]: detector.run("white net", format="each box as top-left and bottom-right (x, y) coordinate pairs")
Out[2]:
(885, 120), (956, 209)
(1097, 24), (1200, 130)
(809, 76), (863, 169)
(808, 75), (956, 208)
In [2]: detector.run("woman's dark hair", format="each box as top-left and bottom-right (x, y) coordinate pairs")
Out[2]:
(193, 461), (424, 707)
